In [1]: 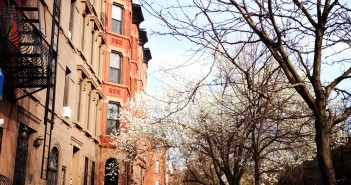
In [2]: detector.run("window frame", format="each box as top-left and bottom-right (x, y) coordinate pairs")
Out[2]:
(111, 3), (123, 34)
(68, 0), (76, 40)
(106, 102), (120, 135)
(62, 166), (67, 185)
(81, 14), (86, 50)
(76, 80), (82, 121)
(83, 157), (89, 185)
(90, 31), (95, 65)
(104, 158), (119, 185)
(63, 67), (71, 106)
(91, 161), (95, 185)
(155, 160), (160, 174)
(47, 147), (59, 185)
(109, 51), (122, 84)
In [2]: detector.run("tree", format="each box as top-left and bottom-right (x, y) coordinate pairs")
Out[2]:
(209, 48), (315, 184)
(140, 0), (351, 184)
(277, 138), (351, 185)
(118, 65), (346, 184)
(116, 93), (166, 160)
(147, 47), (316, 184)
(118, 44), (317, 184)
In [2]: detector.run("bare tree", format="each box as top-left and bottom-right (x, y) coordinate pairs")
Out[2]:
(213, 46), (314, 184)
(141, 0), (351, 184)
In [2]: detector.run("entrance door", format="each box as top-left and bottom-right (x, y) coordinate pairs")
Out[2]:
(13, 125), (31, 185)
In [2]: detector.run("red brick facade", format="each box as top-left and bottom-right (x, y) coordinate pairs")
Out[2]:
(98, 0), (152, 185)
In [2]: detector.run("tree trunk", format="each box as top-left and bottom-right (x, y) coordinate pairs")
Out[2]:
(232, 170), (242, 185)
(234, 179), (240, 185)
(315, 116), (336, 185)
(254, 155), (260, 185)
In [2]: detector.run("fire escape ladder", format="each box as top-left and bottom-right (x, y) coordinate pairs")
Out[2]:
(0, 0), (61, 180)
(0, 0), (50, 92)
(40, 0), (61, 180)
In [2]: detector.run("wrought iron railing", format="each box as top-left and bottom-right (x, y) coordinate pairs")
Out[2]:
(0, 0), (51, 88)
(0, 174), (12, 185)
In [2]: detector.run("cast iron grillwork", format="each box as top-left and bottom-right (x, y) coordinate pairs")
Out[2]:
(0, 1), (51, 88)
(47, 147), (59, 185)
(13, 125), (30, 185)
(1, 0), (61, 181)
(0, 174), (12, 185)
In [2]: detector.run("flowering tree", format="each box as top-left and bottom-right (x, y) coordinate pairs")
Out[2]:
(117, 52), (312, 184)
(116, 43), (349, 184)
(114, 93), (163, 160)
(114, 34), (350, 184)
(214, 48), (316, 184)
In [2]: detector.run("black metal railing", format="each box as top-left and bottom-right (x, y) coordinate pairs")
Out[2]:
(0, 174), (12, 185)
(0, 0), (50, 88)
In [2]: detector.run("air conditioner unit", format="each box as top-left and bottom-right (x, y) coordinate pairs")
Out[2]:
(62, 107), (72, 119)
(68, 31), (72, 40)
(0, 119), (4, 127)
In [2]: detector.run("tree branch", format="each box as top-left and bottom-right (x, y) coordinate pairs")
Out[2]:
(325, 67), (351, 97)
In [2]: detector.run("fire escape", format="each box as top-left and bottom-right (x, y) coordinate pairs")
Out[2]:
(0, 0), (61, 180)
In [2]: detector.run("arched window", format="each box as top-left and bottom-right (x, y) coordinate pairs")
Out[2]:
(104, 158), (118, 185)
(47, 147), (59, 185)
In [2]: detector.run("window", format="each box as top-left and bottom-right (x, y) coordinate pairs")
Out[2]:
(91, 162), (95, 185)
(100, 0), (103, 21)
(68, 0), (76, 39)
(62, 166), (67, 185)
(0, 0), (12, 38)
(111, 4), (123, 34)
(47, 147), (59, 185)
(155, 160), (160, 173)
(76, 81), (82, 121)
(83, 157), (88, 185)
(95, 100), (101, 136)
(104, 158), (118, 185)
(90, 32), (95, 65)
(87, 93), (91, 129)
(106, 102), (120, 135)
(155, 180), (160, 185)
(63, 67), (71, 106)
(98, 46), (102, 78)
(109, 52), (121, 84)
(81, 14), (86, 50)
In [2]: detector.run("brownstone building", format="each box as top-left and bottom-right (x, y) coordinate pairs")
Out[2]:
(0, 0), (104, 184)
(98, 0), (151, 184)
(145, 147), (167, 185)
(0, 0), (157, 184)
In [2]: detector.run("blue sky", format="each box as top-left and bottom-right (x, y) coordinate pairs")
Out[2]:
(139, 9), (202, 95)
(139, 1), (351, 97)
